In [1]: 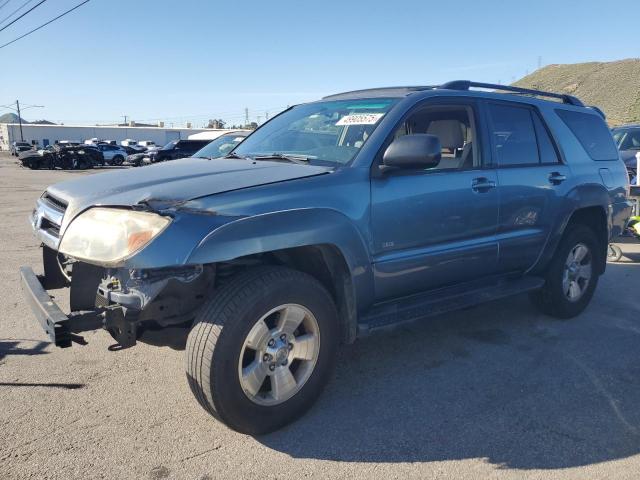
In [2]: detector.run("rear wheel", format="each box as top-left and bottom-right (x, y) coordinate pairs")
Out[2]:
(530, 225), (599, 318)
(112, 155), (124, 165)
(185, 266), (338, 434)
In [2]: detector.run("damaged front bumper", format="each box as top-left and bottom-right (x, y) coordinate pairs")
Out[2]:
(20, 250), (211, 349)
(19, 266), (132, 348)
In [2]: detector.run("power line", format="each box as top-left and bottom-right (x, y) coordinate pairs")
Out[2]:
(0, 0), (35, 27)
(0, 0), (12, 11)
(0, 0), (45, 33)
(0, 0), (90, 50)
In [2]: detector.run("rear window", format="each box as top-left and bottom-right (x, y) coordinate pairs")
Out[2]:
(556, 109), (618, 161)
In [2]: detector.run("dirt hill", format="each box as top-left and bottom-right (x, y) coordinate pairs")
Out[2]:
(514, 58), (640, 126)
(0, 113), (26, 124)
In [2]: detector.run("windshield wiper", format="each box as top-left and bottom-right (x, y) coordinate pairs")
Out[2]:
(224, 152), (245, 159)
(253, 153), (310, 165)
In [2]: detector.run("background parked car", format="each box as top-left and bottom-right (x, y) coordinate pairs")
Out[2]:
(191, 131), (249, 159)
(96, 143), (127, 165)
(121, 145), (147, 155)
(126, 147), (158, 166)
(18, 147), (54, 169)
(10, 141), (32, 156)
(154, 139), (211, 162)
(612, 125), (640, 181)
(49, 144), (102, 169)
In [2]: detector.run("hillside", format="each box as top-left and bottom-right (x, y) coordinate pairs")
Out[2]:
(0, 112), (26, 124)
(514, 58), (640, 126)
(0, 113), (56, 125)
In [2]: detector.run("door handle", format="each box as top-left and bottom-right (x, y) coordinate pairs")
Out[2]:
(472, 177), (496, 193)
(548, 172), (567, 185)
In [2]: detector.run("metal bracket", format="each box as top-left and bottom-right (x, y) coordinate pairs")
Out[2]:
(103, 306), (138, 349)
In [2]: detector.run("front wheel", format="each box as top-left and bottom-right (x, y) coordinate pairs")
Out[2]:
(530, 225), (599, 319)
(185, 266), (338, 435)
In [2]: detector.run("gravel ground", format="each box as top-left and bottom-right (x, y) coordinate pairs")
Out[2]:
(2, 152), (640, 480)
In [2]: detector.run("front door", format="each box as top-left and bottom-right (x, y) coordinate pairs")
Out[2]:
(370, 99), (500, 302)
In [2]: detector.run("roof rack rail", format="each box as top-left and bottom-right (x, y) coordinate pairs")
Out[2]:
(438, 80), (585, 107)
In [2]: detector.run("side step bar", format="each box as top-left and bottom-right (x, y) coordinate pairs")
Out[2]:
(358, 275), (544, 335)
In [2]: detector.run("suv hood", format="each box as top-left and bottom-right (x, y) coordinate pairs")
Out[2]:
(47, 157), (331, 226)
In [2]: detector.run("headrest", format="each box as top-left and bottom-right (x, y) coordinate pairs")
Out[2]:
(426, 120), (464, 149)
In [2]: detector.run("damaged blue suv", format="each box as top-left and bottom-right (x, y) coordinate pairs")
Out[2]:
(21, 81), (632, 434)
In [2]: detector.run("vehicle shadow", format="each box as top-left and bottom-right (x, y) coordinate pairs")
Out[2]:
(258, 262), (640, 470)
(0, 339), (48, 360)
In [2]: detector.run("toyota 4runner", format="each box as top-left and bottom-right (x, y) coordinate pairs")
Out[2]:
(20, 81), (633, 434)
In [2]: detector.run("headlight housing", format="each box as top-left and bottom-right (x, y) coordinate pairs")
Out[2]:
(59, 207), (171, 265)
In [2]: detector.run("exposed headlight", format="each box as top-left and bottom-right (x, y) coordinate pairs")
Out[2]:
(59, 208), (171, 265)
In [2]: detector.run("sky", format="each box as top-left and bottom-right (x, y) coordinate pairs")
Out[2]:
(1, 0), (639, 127)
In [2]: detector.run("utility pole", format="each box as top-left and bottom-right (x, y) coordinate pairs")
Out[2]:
(1, 100), (43, 143)
(16, 99), (23, 141)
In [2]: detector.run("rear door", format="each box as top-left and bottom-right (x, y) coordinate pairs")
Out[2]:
(483, 100), (571, 273)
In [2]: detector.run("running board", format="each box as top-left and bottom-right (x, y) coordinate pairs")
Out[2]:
(358, 275), (544, 336)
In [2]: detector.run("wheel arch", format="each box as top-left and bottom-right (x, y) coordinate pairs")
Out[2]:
(187, 208), (374, 343)
(534, 195), (609, 276)
(563, 205), (608, 275)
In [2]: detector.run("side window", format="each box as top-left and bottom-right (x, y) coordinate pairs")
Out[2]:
(532, 112), (560, 164)
(487, 103), (539, 166)
(556, 109), (618, 161)
(391, 104), (478, 170)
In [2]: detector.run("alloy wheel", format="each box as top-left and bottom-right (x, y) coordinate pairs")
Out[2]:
(238, 304), (320, 406)
(562, 242), (592, 302)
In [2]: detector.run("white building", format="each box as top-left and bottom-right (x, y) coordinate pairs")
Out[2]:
(0, 123), (230, 150)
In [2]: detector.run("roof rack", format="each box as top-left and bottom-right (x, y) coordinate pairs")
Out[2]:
(438, 80), (585, 107)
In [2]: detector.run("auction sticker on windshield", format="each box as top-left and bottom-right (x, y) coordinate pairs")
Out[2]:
(336, 113), (385, 126)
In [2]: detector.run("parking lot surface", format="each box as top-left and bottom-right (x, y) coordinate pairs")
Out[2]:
(1, 152), (640, 480)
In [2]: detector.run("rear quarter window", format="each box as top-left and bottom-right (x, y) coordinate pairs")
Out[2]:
(556, 109), (618, 161)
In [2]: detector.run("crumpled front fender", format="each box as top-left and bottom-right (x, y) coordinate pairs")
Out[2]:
(187, 207), (374, 313)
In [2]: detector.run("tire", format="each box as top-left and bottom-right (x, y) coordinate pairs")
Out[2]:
(185, 266), (338, 435)
(530, 224), (600, 319)
(112, 155), (124, 165)
(607, 243), (623, 262)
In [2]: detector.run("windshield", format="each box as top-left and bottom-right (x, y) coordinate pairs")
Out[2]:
(160, 140), (177, 150)
(193, 134), (247, 158)
(232, 98), (397, 165)
(16, 142), (30, 147)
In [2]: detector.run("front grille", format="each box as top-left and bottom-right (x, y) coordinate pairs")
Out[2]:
(35, 191), (67, 246)
(40, 218), (60, 237)
(41, 192), (68, 213)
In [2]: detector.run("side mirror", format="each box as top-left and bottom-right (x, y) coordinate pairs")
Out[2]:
(381, 134), (441, 172)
